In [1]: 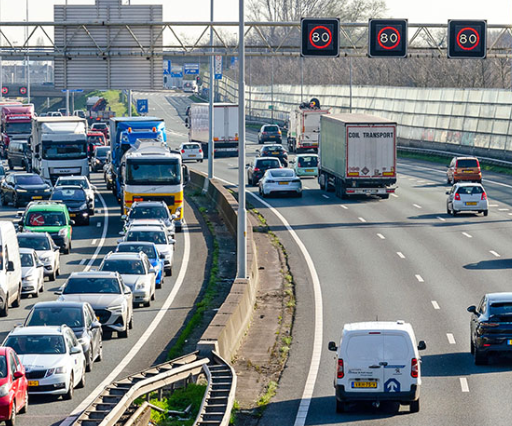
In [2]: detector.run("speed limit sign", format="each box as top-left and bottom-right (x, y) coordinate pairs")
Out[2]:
(368, 19), (408, 58)
(301, 18), (339, 58)
(448, 20), (487, 59)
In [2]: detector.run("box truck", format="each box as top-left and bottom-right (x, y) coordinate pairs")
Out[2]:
(287, 99), (330, 153)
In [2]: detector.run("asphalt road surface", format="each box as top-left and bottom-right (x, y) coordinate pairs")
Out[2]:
(138, 90), (512, 426)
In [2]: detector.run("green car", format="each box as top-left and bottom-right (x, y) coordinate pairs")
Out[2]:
(17, 201), (73, 254)
(292, 154), (319, 178)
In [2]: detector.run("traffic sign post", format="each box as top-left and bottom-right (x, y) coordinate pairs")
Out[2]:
(301, 18), (340, 58)
(214, 55), (223, 79)
(368, 19), (408, 58)
(136, 99), (148, 115)
(448, 20), (487, 59)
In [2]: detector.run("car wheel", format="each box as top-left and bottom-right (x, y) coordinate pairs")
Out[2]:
(410, 399), (420, 413)
(84, 217), (90, 226)
(0, 191), (6, 207)
(5, 402), (15, 426)
(335, 399), (345, 413)
(129, 314), (134, 329)
(446, 205), (451, 215)
(470, 339), (475, 354)
(151, 291), (155, 301)
(40, 279), (44, 293)
(19, 390), (28, 414)
(452, 209), (457, 217)
(474, 349), (487, 365)
(97, 344), (103, 362)
(13, 193), (20, 208)
(33, 286), (39, 298)
(63, 374), (74, 400)
(483, 210), (488, 217)
(12, 287), (21, 308)
(7, 160), (13, 170)
(48, 270), (56, 282)
(165, 267), (172, 277)
(143, 300), (151, 308)
(86, 350), (93, 372)
(78, 364), (86, 387)
(0, 296), (8, 317)
(297, 192), (303, 198)
(119, 325), (129, 338)
(56, 262), (61, 277)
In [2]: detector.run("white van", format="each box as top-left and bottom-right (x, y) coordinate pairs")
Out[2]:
(328, 321), (426, 413)
(0, 221), (22, 316)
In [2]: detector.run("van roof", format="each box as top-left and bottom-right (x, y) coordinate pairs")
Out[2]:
(343, 321), (413, 334)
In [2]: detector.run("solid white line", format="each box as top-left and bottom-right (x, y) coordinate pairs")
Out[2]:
(462, 232), (472, 238)
(322, 194), (329, 199)
(397, 252), (406, 259)
(377, 233), (385, 239)
(437, 216), (446, 221)
(358, 217), (366, 223)
(431, 301), (440, 310)
(490, 250), (501, 257)
(391, 193), (399, 198)
(413, 204), (422, 209)
(339, 205), (348, 209)
(83, 192), (109, 272)
(447, 333), (456, 344)
(91, 239), (97, 245)
(61, 223), (191, 425)
(415, 274), (424, 283)
(460, 378), (470, 393)
(79, 259), (86, 265)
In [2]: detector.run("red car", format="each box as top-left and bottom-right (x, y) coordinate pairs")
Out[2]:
(0, 347), (28, 426)
(90, 123), (109, 140)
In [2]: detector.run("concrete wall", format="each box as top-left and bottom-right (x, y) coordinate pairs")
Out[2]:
(191, 171), (260, 361)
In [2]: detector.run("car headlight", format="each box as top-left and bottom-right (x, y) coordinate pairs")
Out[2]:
(40, 254), (51, 262)
(108, 305), (125, 313)
(16, 188), (27, 193)
(58, 228), (67, 237)
(24, 274), (36, 282)
(44, 187), (51, 192)
(135, 281), (147, 290)
(45, 366), (67, 377)
(79, 203), (88, 210)
(0, 383), (9, 397)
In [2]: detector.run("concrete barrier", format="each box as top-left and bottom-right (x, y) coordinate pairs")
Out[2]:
(191, 171), (259, 361)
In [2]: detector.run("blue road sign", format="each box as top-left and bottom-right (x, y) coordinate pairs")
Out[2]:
(61, 89), (84, 93)
(384, 378), (400, 393)
(214, 55), (222, 80)
(170, 66), (183, 78)
(136, 99), (148, 114)
(184, 63), (199, 75)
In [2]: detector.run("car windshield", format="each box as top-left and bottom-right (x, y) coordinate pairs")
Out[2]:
(269, 169), (294, 178)
(264, 126), (279, 132)
(457, 186), (483, 195)
(489, 302), (512, 318)
(95, 147), (109, 158)
(4, 335), (66, 355)
(117, 244), (157, 260)
(26, 307), (84, 328)
(92, 124), (107, 130)
(0, 356), (6, 378)
(264, 146), (283, 152)
(57, 179), (88, 189)
(130, 206), (169, 220)
(457, 159), (478, 168)
(42, 141), (87, 160)
(126, 159), (181, 185)
(126, 230), (167, 245)
(52, 188), (86, 201)
(15, 175), (44, 185)
(87, 136), (104, 144)
(297, 156), (318, 167)
(26, 211), (66, 227)
(20, 253), (34, 267)
(18, 236), (51, 250)
(101, 259), (145, 275)
(63, 277), (120, 294)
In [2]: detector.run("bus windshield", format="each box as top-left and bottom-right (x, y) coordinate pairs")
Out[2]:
(5, 122), (32, 134)
(42, 140), (87, 160)
(126, 159), (181, 185)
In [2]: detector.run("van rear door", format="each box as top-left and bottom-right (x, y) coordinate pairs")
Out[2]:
(381, 333), (414, 393)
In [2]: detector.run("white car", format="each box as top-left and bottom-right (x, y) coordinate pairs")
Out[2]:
(20, 248), (45, 297)
(2, 325), (86, 400)
(121, 226), (175, 276)
(122, 201), (176, 238)
(179, 142), (204, 162)
(17, 232), (61, 281)
(99, 252), (156, 307)
(259, 168), (302, 198)
(57, 271), (134, 338)
(54, 175), (97, 215)
(446, 182), (488, 216)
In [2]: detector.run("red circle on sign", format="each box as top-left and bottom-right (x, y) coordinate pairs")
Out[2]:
(456, 27), (480, 51)
(377, 26), (401, 50)
(308, 25), (333, 50)
(19, 87), (27, 95)
(1, 87), (8, 95)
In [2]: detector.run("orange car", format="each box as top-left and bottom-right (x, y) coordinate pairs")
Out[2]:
(446, 156), (482, 184)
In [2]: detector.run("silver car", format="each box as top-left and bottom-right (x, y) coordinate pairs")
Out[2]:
(446, 182), (489, 216)
(99, 252), (156, 307)
(17, 232), (61, 281)
(259, 168), (302, 198)
(57, 271), (133, 338)
(20, 248), (45, 297)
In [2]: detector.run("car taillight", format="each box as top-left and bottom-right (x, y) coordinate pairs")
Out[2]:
(411, 358), (418, 378)
(262, 132), (267, 135)
(481, 322), (499, 328)
(181, 149), (185, 153)
(481, 192), (487, 200)
(253, 167), (260, 172)
(454, 193), (461, 201)
(199, 149), (202, 153)
(337, 359), (344, 379)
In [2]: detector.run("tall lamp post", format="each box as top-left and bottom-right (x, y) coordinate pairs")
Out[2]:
(208, 0), (215, 179)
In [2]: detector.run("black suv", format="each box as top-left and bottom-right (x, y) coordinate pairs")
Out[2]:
(468, 292), (512, 365)
(258, 144), (288, 167)
(7, 140), (32, 171)
(258, 124), (282, 144)
(50, 185), (91, 226)
(246, 157), (282, 186)
(0, 172), (52, 207)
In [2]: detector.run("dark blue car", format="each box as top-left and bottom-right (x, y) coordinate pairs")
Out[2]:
(115, 242), (165, 288)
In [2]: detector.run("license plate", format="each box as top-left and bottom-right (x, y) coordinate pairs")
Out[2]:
(32, 196), (42, 200)
(352, 381), (377, 388)
(28, 381), (39, 387)
(189, 154), (196, 157)
(269, 135), (275, 138)
(272, 152), (279, 155)
(305, 169), (314, 172)
(463, 170), (473, 173)
(70, 213), (77, 217)
(278, 182), (288, 185)
(465, 202), (477, 206)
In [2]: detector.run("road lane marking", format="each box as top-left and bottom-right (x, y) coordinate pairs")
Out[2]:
(413, 204), (422, 209)
(447, 333), (456, 344)
(431, 301), (440, 310)
(437, 216), (446, 221)
(79, 259), (86, 265)
(358, 217), (366, 223)
(460, 378), (470, 392)
(391, 193), (399, 198)
(96, 222), (101, 227)
(340, 205), (348, 209)
(377, 233), (385, 239)
(415, 274), (424, 282)
(490, 250), (501, 257)
(91, 239), (97, 245)
(303, 186), (309, 189)
(489, 204), (499, 207)
(61, 223), (191, 425)
(83, 192), (109, 272)
(397, 252), (405, 259)
(508, 213), (512, 216)
(462, 232), (472, 238)
(322, 194), (329, 199)
(498, 208), (510, 211)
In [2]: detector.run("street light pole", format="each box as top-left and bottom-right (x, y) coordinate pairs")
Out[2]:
(26, 0), (30, 104)
(237, 0), (247, 279)
(208, 0), (214, 180)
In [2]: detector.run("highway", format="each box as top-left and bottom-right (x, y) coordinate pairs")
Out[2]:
(0, 166), (208, 426)
(139, 90), (512, 426)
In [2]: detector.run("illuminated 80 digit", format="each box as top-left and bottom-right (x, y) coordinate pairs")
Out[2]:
(312, 31), (330, 44)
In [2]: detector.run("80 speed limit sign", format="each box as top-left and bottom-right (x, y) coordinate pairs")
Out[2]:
(448, 20), (487, 59)
(301, 18), (339, 57)
(369, 19), (408, 58)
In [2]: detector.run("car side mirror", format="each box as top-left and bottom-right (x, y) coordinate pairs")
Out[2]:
(124, 286), (132, 294)
(70, 346), (82, 355)
(149, 268), (156, 275)
(91, 321), (101, 329)
(120, 215), (127, 220)
(6, 261), (14, 272)
(13, 370), (24, 379)
(169, 238), (176, 245)
(54, 289), (63, 295)
(328, 341), (337, 352)
(246, 163), (250, 167)
(467, 305), (478, 314)
(37, 263), (44, 268)
(417, 340), (427, 351)
(16, 211), (23, 217)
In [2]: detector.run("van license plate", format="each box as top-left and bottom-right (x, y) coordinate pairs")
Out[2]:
(32, 196), (42, 200)
(28, 381), (39, 387)
(352, 381), (377, 388)
(305, 169), (314, 172)
(465, 202), (477, 206)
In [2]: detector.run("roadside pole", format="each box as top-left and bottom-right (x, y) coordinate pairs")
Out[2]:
(66, 90), (70, 116)
(208, 0), (214, 180)
(237, 0), (247, 279)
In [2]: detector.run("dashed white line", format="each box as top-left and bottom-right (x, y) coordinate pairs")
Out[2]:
(447, 333), (456, 344)
(303, 186), (310, 189)
(92, 239), (97, 245)
(417, 180), (426, 183)
(322, 194), (329, 199)
(462, 232), (472, 238)
(460, 378), (470, 393)
(490, 250), (501, 257)
(397, 252), (405, 259)
(358, 217), (366, 223)
(96, 222), (101, 227)
(498, 208), (510, 211)
(508, 213), (512, 216)
(79, 259), (86, 265)
(489, 204), (499, 207)
(391, 193), (399, 198)
(377, 233), (385, 239)
(437, 216), (446, 222)
(431, 301), (440, 310)
(415, 274), (424, 283)
(339, 205), (348, 210)
(413, 204), (422, 209)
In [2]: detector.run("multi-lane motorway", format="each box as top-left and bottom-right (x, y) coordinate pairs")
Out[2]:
(142, 91), (512, 426)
